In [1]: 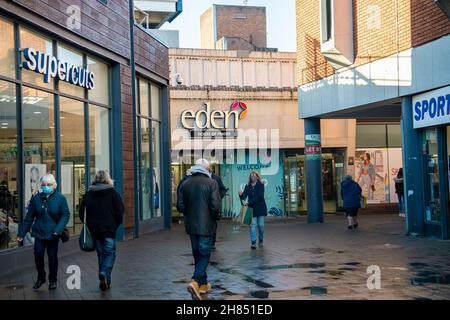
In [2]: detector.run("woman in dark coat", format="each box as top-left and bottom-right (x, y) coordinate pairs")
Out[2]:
(79, 170), (124, 291)
(17, 173), (70, 290)
(341, 175), (362, 230)
(394, 168), (405, 217)
(239, 171), (267, 249)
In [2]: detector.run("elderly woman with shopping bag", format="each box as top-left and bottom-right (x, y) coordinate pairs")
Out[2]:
(239, 171), (267, 250)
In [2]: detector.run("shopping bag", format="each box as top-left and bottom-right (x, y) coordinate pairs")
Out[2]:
(79, 207), (95, 252)
(241, 205), (253, 225)
(360, 196), (367, 209)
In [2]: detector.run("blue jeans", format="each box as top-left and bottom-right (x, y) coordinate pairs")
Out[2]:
(397, 193), (405, 213)
(190, 235), (213, 285)
(250, 216), (264, 243)
(34, 237), (59, 282)
(94, 237), (116, 282)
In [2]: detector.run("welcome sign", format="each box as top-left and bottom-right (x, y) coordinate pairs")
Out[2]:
(22, 47), (95, 90)
(413, 85), (450, 129)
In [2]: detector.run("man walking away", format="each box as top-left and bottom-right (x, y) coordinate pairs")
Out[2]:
(210, 165), (228, 250)
(176, 159), (221, 300)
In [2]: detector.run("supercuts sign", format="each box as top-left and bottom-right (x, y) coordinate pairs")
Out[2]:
(22, 48), (95, 90)
(181, 101), (248, 130)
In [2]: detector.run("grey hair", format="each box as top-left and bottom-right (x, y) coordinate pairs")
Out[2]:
(195, 158), (210, 170)
(93, 170), (114, 186)
(40, 173), (57, 188)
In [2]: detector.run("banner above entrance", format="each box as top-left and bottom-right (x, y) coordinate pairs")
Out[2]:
(413, 85), (450, 129)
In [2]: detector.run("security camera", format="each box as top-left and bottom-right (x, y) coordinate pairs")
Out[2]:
(175, 74), (183, 85)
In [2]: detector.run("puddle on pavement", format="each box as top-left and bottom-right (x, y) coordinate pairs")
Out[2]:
(343, 262), (361, 266)
(299, 247), (345, 255)
(410, 273), (450, 285)
(301, 286), (328, 295)
(217, 268), (274, 288)
(409, 262), (429, 268)
(309, 269), (344, 276)
(5, 285), (24, 290)
(173, 280), (186, 284)
(259, 262), (325, 270)
(249, 290), (270, 299)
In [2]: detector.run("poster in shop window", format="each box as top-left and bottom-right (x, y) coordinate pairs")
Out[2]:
(24, 164), (46, 209)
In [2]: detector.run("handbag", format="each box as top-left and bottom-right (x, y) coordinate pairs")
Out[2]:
(61, 227), (70, 243)
(241, 205), (253, 225)
(79, 202), (95, 252)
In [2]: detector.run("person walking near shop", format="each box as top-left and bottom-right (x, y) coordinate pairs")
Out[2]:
(341, 175), (362, 230)
(357, 153), (376, 200)
(394, 168), (405, 217)
(176, 159), (221, 300)
(17, 173), (70, 290)
(79, 170), (124, 292)
(239, 171), (267, 249)
(210, 165), (228, 251)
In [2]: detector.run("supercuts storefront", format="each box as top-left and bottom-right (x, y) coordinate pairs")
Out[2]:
(0, 16), (114, 251)
(411, 85), (450, 239)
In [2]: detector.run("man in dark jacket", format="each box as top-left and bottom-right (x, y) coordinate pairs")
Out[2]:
(341, 175), (362, 230)
(176, 159), (221, 300)
(79, 170), (124, 291)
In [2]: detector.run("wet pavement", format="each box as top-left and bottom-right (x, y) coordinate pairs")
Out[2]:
(1, 214), (450, 300)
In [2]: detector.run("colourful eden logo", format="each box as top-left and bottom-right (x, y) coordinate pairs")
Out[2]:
(230, 100), (248, 120)
(181, 101), (249, 130)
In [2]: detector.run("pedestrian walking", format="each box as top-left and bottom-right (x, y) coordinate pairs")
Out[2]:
(341, 175), (362, 230)
(17, 173), (70, 290)
(176, 159), (221, 300)
(239, 171), (267, 249)
(210, 165), (228, 250)
(394, 168), (405, 217)
(79, 170), (124, 292)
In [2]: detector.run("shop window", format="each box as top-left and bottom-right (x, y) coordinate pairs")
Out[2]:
(152, 121), (161, 217)
(423, 129), (441, 223)
(151, 84), (160, 120)
(139, 79), (149, 117)
(87, 57), (109, 105)
(140, 118), (151, 220)
(387, 124), (402, 148)
(57, 44), (84, 98)
(59, 98), (85, 235)
(0, 81), (18, 250)
(20, 28), (53, 90)
(356, 124), (387, 148)
(0, 18), (15, 79)
(89, 105), (110, 180)
(23, 87), (56, 210)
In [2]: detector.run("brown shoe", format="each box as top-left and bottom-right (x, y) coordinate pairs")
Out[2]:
(199, 282), (212, 294)
(187, 280), (202, 300)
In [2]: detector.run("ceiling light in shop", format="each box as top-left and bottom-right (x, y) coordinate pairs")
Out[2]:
(33, 111), (42, 114)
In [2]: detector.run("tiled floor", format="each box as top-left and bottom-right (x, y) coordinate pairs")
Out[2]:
(1, 214), (449, 300)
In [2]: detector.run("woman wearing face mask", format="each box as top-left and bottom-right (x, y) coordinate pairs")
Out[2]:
(17, 173), (70, 291)
(239, 171), (267, 249)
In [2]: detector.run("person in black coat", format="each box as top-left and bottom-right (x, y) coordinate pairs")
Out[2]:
(79, 170), (124, 292)
(394, 168), (405, 217)
(210, 167), (228, 250)
(239, 171), (267, 249)
(176, 159), (221, 300)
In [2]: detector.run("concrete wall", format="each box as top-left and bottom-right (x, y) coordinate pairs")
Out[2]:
(169, 49), (297, 89)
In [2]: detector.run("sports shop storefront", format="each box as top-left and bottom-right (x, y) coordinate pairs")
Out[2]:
(409, 85), (450, 239)
(0, 12), (171, 257)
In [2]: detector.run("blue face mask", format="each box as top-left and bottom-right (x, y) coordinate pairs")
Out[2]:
(42, 186), (53, 195)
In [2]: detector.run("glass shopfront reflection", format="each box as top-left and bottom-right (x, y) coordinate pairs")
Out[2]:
(0, 15), (112, 251)
(0, 81), (17, 250)
(423, 128), (441, 224)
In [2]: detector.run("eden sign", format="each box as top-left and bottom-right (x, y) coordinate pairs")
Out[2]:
(22, 47), (95, 90)
(181, 101), (248, 130)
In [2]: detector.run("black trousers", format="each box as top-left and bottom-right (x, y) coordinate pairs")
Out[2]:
(34, 237), (60, 282)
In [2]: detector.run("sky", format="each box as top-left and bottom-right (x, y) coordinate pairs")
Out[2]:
(160, 0), (297, 52)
